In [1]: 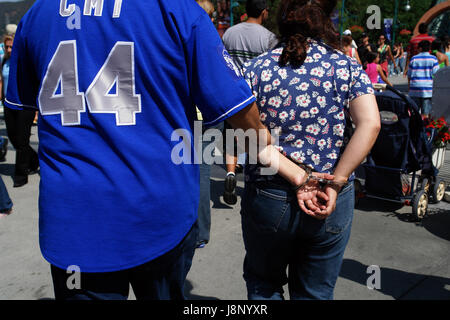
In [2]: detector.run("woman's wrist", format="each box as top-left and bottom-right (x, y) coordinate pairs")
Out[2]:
(331, 175), (349, 187)
(293, 167), (310, 191)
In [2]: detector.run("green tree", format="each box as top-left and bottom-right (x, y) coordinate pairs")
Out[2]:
(338, 0), (434, 44)
(230, 0), (435, 45)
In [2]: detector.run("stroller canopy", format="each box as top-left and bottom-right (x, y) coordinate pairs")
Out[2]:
(371, 88), (434, 176)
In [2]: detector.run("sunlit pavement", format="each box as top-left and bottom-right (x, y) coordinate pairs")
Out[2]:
(0, 75), (449, 300)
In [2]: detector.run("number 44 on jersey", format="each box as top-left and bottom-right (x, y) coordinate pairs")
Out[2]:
(39, 41), (142, 127)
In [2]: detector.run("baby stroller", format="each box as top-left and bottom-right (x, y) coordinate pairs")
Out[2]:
(354, 84), (446, 220)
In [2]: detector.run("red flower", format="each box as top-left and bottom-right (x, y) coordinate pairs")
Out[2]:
(427, 117), (450, 148)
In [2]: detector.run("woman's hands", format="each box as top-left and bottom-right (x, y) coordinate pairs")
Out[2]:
(296, 173), (347, 220)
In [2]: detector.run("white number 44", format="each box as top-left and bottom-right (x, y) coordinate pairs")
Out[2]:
(38, 40), (141, 126)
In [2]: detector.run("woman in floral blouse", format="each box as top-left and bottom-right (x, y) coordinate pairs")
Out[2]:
(240, 0), (380, 300)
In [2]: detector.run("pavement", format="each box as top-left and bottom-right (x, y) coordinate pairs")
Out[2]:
(0, 74), (449, 300)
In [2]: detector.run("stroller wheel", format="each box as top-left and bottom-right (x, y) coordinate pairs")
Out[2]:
(420, 178), (431, 194)
(431, 179), (446, 203)
(412, 190), (428, 220)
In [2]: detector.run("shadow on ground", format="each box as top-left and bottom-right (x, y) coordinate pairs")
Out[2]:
(184, 280), (220, 300)
(356, 197), (404, 213)
(339, 259), (450, 300)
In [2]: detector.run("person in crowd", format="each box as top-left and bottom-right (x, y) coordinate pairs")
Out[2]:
(404, 23), (435, 77)
(240, 0), (380, 300)
(342, 29), (357, 50)
(357, 32), (373, 69)
(394, 42), (405, 74)
(408, 40), (440, 118)
(342, 35), (362, 65)
(1, 34), (38, 188)
(377, 34), (396, 79)
(217, 0), (231, 38)
(5, 0), (333, 300)
(389, 43), (400, 75)
(0, 176), (13, 218)
(221, 0), (278, 205)
(431, 39), (449, 69)
(194, 0), (219, 249)
(444, 36), (450, 62)
(365, 51), (392, 86)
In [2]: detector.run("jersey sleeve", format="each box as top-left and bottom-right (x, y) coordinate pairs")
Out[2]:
(348, 60), (374, 102)
(185, 14), (255, 126)
(4, 21), (39, 111)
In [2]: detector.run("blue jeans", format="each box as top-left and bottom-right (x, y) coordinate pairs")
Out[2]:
(50, 221), (198, 300)
(197, 122), (224, 244)
(198, 159), (212, 243)
(241, 180), (354, 300)
(411, 97), (432, 116)
(0, 176), (12, 212)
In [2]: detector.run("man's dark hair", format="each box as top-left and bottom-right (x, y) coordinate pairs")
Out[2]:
(418, 23), (428, 34)
(418, 40), (431, 52)
(246, 0), (268, 18)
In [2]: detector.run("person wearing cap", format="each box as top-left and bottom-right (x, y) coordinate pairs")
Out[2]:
(343, 29), (357, 50)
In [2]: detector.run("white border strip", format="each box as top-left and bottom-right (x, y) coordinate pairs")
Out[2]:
(4, 98), (37, 110)
(204, 95), (255, 125)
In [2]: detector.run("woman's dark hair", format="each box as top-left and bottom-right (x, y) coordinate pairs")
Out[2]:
(443, 35), (450, 49)
(277, 0), (339, 68)
(366, 51), (379, 64)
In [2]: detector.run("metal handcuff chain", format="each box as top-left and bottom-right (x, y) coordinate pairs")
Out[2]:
(293, 163), (348, 192)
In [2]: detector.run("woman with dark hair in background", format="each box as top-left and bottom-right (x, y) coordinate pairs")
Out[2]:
(377, 34), (396, 78)
(342, 35), (362, 65)
(444, 36), (450, 62)
(240, 0), (380, 300)
(394, 42), (405, 74)
(1, 34), (39, 188)
(431, 39), (449, 69)
(365, 51), (393, 86)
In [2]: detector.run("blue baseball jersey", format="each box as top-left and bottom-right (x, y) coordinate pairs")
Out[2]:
(5, 0), (254, 272)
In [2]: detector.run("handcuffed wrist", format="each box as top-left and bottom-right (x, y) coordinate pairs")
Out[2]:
(293, 164), (312, 192)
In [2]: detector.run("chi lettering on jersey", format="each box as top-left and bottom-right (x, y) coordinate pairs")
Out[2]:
(60, 0), (123, 18)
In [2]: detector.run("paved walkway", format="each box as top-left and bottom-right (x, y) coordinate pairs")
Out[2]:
(0, 74), (449, 300)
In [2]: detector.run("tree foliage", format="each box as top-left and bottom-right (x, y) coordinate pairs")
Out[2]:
(230, 0), (436, 46)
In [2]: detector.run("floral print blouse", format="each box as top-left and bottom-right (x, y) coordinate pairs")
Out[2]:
(242, 39), (374, 180)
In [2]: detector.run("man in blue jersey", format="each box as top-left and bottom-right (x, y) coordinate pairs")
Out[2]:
(5, 0), (333, 300)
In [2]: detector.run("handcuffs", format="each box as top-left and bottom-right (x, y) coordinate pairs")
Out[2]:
(293, 163), (348, 192)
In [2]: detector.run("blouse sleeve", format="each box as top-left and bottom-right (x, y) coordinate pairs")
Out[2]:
(348, 60), (375, 102)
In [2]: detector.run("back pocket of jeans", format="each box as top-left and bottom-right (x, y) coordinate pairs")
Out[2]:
(246, 188), (290, 233)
